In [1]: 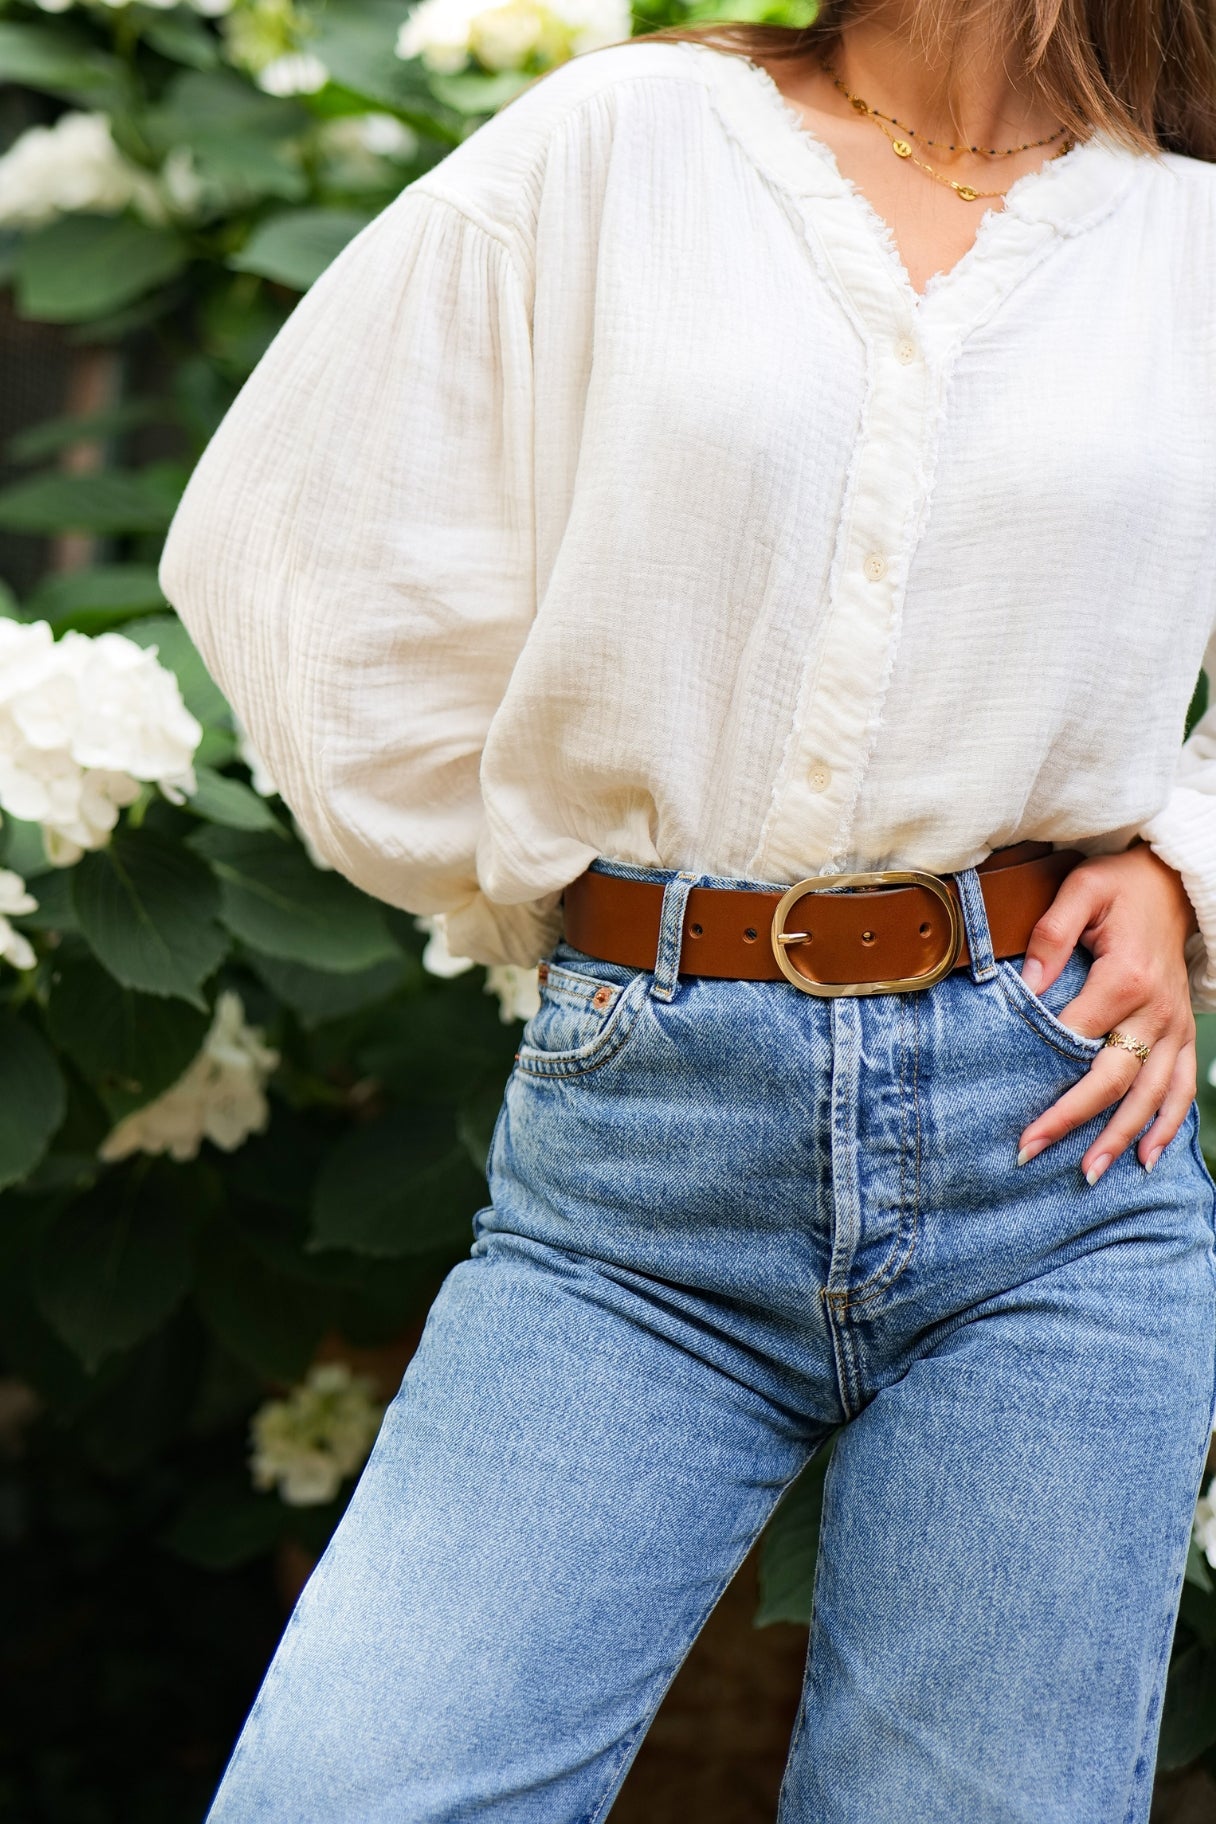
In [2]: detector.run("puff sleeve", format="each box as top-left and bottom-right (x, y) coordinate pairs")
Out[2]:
(157, 183), (557, 967)
(1137, 621), (1216, 1012)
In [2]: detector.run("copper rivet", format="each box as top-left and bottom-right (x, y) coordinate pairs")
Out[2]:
(592, 986), (613, 1010)
(538, 962), (549, 982)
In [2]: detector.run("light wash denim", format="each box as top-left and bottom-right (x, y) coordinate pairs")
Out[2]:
(205, 857), (1216, 1823)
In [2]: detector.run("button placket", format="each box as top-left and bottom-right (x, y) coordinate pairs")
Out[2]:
(754, 307), (937, 880)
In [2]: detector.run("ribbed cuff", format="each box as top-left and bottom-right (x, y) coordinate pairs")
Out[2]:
(1138, 786), (1216, 1011)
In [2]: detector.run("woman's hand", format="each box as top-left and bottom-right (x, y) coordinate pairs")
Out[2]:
(1015, 843), (1199, 1184)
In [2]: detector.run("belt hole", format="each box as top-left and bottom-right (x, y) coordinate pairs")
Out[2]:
(861, 929), (875, 946)
(919, 922), (932, 938)
(743, 926), (758, 943)
(689, 922), (704, 938)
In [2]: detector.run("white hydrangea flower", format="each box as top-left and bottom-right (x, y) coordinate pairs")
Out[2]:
(0, 621), (201, 868)
(414, 912), (477, 979)
(0, 869), (37, 973)
(485, 962), (541, 1022)
(249, 1362), (385, 1506)
(318, 113), (419, 166)
(396, 0), (627, 73)
(1196, 1483), (1216, 1570)
(98, 990), (279, 1163)
(256, 51), (329, 94)
(415, 915), (541, 1020)
(1207, 1054), (1216, 1089)
(29, 0), (75, 13)
(0, 112), (167, 229)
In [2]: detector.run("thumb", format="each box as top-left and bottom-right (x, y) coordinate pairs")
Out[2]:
(1018, 871), (1099, 997)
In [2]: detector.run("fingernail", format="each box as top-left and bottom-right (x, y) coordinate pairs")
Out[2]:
(1145, 1148), (1162, 1173)
(1085, 1154), (1111, 1186)
(1020, 957), (1044, 993)
(1016, 1142), (1043, 1166)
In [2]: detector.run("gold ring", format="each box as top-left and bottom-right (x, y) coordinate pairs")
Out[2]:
(1103, 1028), (1152, 1065)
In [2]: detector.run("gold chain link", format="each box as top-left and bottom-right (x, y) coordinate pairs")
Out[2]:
(820, 61), (1074, 204)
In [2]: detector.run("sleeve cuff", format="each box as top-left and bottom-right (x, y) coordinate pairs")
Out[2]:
(438, 887), (564, 970)
(1138, 787), (1216, 1012)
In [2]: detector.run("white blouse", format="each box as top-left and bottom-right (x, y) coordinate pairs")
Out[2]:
(158, 38), (1216, 1006)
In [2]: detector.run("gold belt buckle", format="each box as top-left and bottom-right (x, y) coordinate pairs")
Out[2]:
(770, 869), (963, 998)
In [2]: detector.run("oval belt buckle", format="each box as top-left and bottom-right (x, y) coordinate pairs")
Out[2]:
(770, 869), (964, 998)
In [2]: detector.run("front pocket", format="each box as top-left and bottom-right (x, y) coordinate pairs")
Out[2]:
(515, 945), (651, 1079)
(995, 949), (1106, 1066)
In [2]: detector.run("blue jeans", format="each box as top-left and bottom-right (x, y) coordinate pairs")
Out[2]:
(206, 858), (1216, 1823)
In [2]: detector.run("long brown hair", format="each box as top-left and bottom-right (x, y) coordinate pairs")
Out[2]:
(562, 1), (1216, 160)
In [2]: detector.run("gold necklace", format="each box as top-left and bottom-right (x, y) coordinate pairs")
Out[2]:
(820, 61), (1074, 203)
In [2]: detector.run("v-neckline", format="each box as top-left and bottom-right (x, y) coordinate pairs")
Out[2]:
(678, 40), (1145, 324)
(729, 52), (1094, 308)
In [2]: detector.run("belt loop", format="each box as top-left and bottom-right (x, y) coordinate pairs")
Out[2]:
(954, 867), (997, 983)
(650, 871), (701, 1002)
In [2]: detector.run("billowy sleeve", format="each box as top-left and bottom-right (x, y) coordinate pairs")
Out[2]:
(1138, 620), (1216, 1012)
(158, 184), (559, 968)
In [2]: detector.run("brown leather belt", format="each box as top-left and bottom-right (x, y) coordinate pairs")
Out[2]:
(561, 841), (1084, 997)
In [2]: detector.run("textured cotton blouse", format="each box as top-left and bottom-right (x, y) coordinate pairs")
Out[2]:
(157, 38), (1216, 1006)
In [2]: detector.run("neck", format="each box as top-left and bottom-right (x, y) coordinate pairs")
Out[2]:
(830, 3), (1061, 150)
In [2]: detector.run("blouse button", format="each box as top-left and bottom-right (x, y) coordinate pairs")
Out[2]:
(895, 335), (918, 364)
(808, 761), (832, 793)
(862, 552), (888, 581)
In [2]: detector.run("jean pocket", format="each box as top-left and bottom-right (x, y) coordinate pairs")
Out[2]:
(514, 941), (651, 1079)
(995, 947), (1107, 1067)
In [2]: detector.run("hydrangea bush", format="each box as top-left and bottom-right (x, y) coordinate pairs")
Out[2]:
(2, 0), (1215, 1804)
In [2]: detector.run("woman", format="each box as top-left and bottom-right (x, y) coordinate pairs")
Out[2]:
(160, 1), (1216, 1816)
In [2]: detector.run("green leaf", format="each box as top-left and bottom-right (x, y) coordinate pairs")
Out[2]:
(123, 613), (231, 727)
(1187, 670), (1209, 741)
(32, 1161), (198, 1371)
(141, 70), (310, 206)
(12, 864), (76, 930)
(194, 1218), (331, 1381)
(12, 215), (190, 325)
(1159, 1640), (1216, 1770)
(0, 464), (185, 535)
(0, 22), (124, 102)
(310, 1108), (485, 1257)
(45, 952), (209, 1118)
(21, 563), (167, 635)
(229, 208), (375, 290)
(0, 1016), (67, 1192)
(188, 826), (398, 974)
(184, 766), (281, 832)
(427, 68), (534, 115)
(755, 1440), (837, 1627)
(159, 1478), (289, 1570)
(248, 951), (412, 1028)
(5, 398), (173, 464)
(307, 0), (447, 114)
(141, 10), (222, 70)
(71, 829), (227, 1008)
(0, 815), (53, 881)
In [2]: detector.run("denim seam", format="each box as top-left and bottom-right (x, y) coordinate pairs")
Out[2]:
(579, 1488), (798, 1824)
(515, 976), (649, 1079)
(1121, 1393), (1216, 1824)
(776, 1444), (838, 1822)
(828, 995), (922, 1315)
